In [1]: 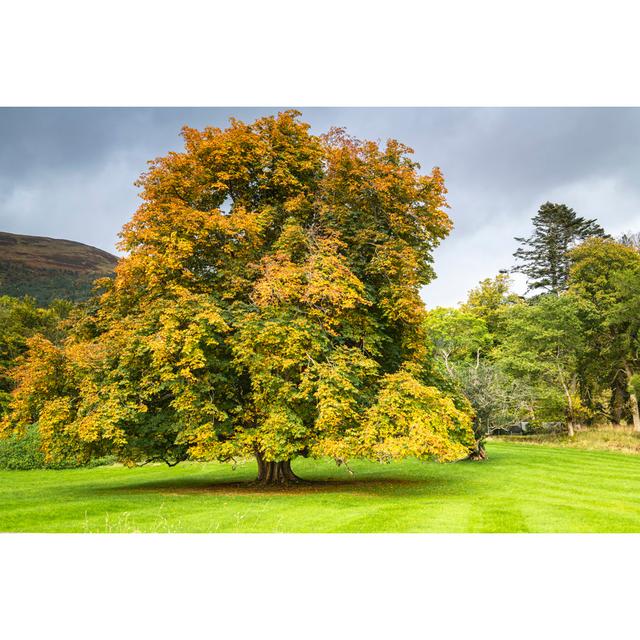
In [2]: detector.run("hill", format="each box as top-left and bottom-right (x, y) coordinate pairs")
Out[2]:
(0, 231), (119, 306)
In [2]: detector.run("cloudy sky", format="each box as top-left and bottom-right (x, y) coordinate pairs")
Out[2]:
(1, 107), (640, 307)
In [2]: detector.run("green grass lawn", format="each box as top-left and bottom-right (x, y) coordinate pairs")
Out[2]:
(1, 441), (639, 532)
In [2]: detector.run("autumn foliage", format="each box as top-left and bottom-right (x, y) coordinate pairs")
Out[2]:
(1, 111), (473, 481)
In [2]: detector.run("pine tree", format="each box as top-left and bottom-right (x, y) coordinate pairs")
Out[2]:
(513, 202), (606, 294)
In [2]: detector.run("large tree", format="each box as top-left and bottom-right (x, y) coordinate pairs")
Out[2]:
(513, 202), (605, 295)
(568, 237), (640, 431)
(1, 111), (474, 483)
(609, 268), (640, 432)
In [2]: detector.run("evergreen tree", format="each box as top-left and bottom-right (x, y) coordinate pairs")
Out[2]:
(513, 202), (605, 294)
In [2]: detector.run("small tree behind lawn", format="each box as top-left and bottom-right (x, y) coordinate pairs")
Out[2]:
(424, 304), (533, 458)
(461, 272), (522, 341)
(1, 112), (474, 483)
(451, 362), (535, 457)
(497, 294), (587, 436)
(424, 307), (491, 374)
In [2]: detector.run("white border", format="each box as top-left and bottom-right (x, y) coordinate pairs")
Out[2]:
(1, 534), (638, 639)
(1, 0), (640, 106)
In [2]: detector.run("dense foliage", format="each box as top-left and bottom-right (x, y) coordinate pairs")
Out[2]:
(424, 290), (533, 457)
(426, 206), (640, 448)
(1, 112), (474, 481)
(496, 294), (588, 436)
(513, 202), (605, 294)
(568, 238), (640, 430)
(0, 296), (113, 469)
(0, 424), (114, 470)
(0, 295), (71, 411)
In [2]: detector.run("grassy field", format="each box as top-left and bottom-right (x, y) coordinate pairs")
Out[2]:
(1, 441), (639, 533)
(499, 426), (640, 455)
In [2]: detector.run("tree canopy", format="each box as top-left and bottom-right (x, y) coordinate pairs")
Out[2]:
(460, 272), (522, 341)
(513, 202), (606, 294)
(497, 294), (587, 436)
(568, 237), (640, 431)
(430, 230), (640, 442)
(424, 299), (531, 458)
(0, 296), (71, 413)
(1, 111), (474, 481)
(424, 307), (491, 373)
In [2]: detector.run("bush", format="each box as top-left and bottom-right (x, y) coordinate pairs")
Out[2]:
(0, 425), (115, 470)
(0, 425), (46, 469)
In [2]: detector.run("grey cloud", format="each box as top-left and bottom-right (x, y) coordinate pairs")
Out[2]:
(1, 107), (640, 307)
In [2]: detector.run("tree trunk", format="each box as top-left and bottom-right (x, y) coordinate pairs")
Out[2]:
(610, 375), (629, 424)
(624, 364), (640, 433)
(467, 441), (487, 461)
(630, 397), (640, 433)
(254, 450), (302, 484)
(563, 375), (577, 438)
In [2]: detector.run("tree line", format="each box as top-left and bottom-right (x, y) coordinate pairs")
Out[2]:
(426, 202), (640, 458)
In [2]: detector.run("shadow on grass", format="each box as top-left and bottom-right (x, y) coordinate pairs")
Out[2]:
(95, 473), (468, 498)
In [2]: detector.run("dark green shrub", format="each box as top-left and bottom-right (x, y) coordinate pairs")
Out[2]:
(0, 425), (116, 470)
(0, 425), (47, 469)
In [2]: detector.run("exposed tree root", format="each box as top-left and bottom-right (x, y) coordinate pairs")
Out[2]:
(255, 451), (305, 485)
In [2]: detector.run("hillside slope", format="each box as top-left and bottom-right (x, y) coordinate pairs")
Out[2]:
(0, 231), (118, 305)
